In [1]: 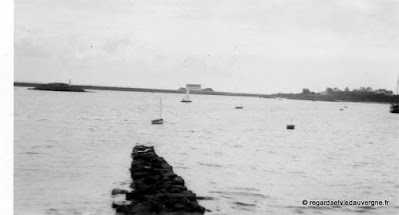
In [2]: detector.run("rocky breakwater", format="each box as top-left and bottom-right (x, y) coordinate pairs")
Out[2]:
(31, 83), (86, 92)
(113, 145), (206, 215)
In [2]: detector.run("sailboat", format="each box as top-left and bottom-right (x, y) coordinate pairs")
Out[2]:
(181, 88), (192, 103)
(390, 75), (399, 113)
(151, 98), (164, 124)
(235, 96), (243, 109)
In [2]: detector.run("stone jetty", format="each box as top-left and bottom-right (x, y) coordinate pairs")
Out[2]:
(112, 145), (206, 215)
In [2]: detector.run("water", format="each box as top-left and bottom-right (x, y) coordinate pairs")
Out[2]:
(14, 87), (399, 215)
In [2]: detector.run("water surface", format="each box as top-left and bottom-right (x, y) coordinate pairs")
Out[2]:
(14, 87), (399, 214)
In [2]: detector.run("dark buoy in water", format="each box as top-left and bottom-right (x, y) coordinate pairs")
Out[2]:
(286, 125), (295, 130)
(287, 120), (295, 130)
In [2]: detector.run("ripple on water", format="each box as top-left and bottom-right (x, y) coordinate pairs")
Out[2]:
(32, 144), (53, 149)
(283, 205), (340, 214)
(24, 151), (41, 155)
(234, 201), (257, 207)
(210, 190), (269, 200)
(230, 187), (260, 192)
(197, 162), (223, 168)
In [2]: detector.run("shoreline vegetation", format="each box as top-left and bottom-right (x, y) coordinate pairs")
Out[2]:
(15, 82), (396, 104)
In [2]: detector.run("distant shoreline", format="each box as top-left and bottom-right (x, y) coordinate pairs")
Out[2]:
(14, 82), (269, 98)
(14, 82), (395, 104)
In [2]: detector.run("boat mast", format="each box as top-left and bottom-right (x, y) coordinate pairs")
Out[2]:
(160, 98), (162, 119)
(186, 88), (190, 101)
(397, 75), (399, 104)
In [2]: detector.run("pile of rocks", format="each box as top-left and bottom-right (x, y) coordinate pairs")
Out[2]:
(113, 145), (206, 215)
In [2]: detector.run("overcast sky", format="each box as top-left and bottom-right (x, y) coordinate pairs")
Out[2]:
(15, 0), (399, 93)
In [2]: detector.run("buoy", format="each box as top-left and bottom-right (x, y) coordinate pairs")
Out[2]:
(286, 125), (295, 130)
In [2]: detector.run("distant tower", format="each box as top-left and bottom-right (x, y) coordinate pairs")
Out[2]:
(69, 78), (71, 86)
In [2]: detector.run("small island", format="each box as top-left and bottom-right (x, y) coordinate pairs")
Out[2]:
(31, 83), (86, 92)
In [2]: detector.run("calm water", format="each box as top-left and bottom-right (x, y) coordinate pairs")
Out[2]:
(14, 87), (399, 215)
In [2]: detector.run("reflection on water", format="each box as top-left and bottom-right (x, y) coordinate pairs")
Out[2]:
(14, 87), (399, 215)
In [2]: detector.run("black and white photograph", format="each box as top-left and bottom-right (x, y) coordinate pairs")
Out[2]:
(4, 0), (399, 214)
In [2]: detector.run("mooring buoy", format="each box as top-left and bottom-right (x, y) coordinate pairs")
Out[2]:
(286, 125), (295, 130)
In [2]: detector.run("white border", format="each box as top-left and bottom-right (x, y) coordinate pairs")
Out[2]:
(0, 0), (14, 214)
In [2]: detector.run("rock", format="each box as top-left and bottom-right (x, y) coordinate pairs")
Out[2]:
(143, 176), (158, 185)
(115, 205), (129, 214)
(132, 171), (149, 180)
(164, 172), (177, 179)
(126, 192), (151, 201)
(112, 201), (132, 208)
(111, 188), (129, 195)
(129, 202), (151, 214)
(166, 192), (196, 201)
(187, 200), (201, 211)
(196, 196), (214, 200)
(176, 197), (189, 206)
(171, 185), (187, 192)
(173, 203), (187, 211)
(171, 176), (185, 186)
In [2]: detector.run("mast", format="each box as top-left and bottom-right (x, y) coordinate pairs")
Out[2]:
(397, 75), (399, 104)
(186, 88), (190, 100)
(160, 98), (162, 119)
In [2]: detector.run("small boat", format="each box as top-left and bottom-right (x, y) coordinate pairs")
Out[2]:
(390, 104), (399, 113)
(151, 118), (163, 124)
(286, 120), (295, 130)
(181, 88), (192, 103)
(390, 75), (399, 113)
(151, 98), (163, 124)
(235, 92), (243, 109)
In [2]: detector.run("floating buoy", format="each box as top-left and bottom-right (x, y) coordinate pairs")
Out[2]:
(286, 125), (295, 130)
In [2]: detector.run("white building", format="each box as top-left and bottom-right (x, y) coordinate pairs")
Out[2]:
(375, 89), (393, 95)
(186, 84), (202, 91)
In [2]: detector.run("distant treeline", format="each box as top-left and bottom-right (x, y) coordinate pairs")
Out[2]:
(273, 87), (397, 103)
(273, 93), (395, 103)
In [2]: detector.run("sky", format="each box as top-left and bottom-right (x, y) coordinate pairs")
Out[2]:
(14, 0), (399, 94)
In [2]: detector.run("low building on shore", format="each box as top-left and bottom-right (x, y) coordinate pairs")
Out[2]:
(186, 84), (202, 91)
(374, 89), (393, 95)
(179, 84), (215, 92)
